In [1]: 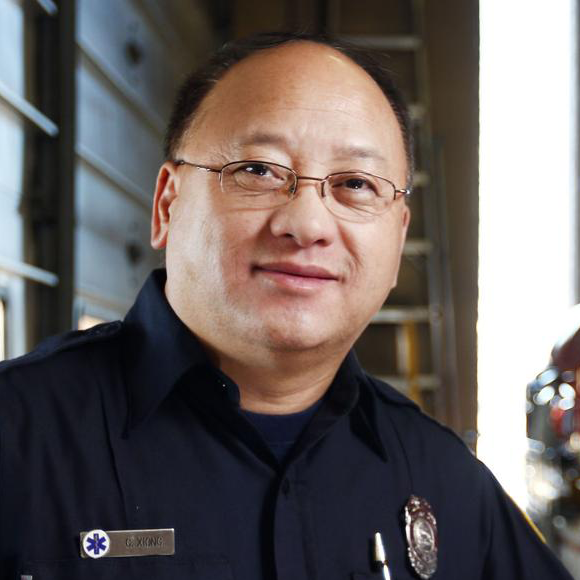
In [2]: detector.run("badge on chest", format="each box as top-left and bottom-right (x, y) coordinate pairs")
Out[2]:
(404, 496), (438, 579)
(80, 528), (175, 559)
(373, 495), (438, 580)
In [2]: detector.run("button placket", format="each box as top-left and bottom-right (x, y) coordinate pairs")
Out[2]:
(281, 478), (291, 496)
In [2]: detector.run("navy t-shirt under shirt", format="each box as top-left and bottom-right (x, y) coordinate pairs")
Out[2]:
(241, 400), (322, 463)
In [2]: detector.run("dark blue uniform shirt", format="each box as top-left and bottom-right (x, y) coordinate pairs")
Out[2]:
(0, 270), (573, 580)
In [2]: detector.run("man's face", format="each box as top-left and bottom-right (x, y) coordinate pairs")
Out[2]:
(152, 42), (410, 359)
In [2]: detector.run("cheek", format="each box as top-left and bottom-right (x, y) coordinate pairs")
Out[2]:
(345, 222), (405, 292)
(194, 209), (266, 286)
(166, 197), (220, 277)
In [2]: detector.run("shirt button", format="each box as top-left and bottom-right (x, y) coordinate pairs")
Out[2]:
(281, 479), (291, 496)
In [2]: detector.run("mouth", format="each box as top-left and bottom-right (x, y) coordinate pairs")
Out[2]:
(256, 262), (337, 279)
(253, 262), (339, 292)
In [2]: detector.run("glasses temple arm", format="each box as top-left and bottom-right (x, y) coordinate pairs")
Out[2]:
(173, 160), (221, 174)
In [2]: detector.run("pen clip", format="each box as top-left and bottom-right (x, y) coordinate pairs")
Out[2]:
(373, 532), (392, 580)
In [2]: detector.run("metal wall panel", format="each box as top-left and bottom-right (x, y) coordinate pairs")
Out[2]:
(0, 103), (25, 263)
(0, 0), (28, 357)
(76, 55), (160, 201)
(74, 0), (213, 324)
(75, 0), (163, 322)
(0, 0), (25, 95)
(75, 159), (156, 314)
(77, 0), (180, 125)
(0, 0), (213, 340)
(0, 272), (26, 358)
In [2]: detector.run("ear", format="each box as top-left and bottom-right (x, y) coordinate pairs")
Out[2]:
(151, 162), (179, 249)
(391, 203), (412, 289)
(401, 203), (411, 235)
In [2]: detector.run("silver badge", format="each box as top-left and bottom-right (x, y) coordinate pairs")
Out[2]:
(80, 528), (175, 559)
(404, 495), (438, 579)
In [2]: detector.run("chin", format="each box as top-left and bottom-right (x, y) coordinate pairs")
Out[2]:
(258, 311), (357, 354)
(264, 333), (328, 353)
(251, 314), (332, 353)
(231, 299), (363, 354)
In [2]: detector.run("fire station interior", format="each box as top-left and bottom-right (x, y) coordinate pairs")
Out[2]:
(1, 0), (579, 575)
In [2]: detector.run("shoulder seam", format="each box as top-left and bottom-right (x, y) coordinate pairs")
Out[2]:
(367, 373), (471, 449)
(364, 373), (419, 408)
(0, 321), (123, 375)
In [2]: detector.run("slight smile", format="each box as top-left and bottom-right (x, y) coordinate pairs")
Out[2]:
(253, 262), (339, 292)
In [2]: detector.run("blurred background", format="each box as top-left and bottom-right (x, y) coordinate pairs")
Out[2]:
(0, 0), (579, 575)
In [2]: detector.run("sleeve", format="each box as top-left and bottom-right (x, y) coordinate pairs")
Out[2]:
(481, 463), (574, 580)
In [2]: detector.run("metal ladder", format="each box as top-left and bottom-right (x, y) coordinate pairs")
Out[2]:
(319, 0), (461, 428)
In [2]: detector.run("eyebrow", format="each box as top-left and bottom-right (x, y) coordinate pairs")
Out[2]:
(237, 132), (287, 148)
(333, 144), (387, 163)
(235, 131), (387, 163)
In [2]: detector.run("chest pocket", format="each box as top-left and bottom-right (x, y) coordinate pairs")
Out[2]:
(22, 556), (233, 580)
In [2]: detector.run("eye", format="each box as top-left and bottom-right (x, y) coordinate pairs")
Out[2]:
(330, 173), (380, 198)
(238, 162), (273, 177)
(343, 177), (374, 191)
(227, 161), (289, 192)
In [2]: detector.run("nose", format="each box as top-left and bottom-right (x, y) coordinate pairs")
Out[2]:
(268, 181), (337, 248)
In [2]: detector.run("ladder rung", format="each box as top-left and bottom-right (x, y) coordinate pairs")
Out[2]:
(403, 238), (433, 256)
(413, 171), (430, 187)
(34, 0), (58, 16)
(0, 80), (59, 137)
(77, 39), (165, 138)
(372, 307), (431, 324)
(76, 144), (151, 210)
(340, 34), (422, 51)
(377, 374), (441, 392)
(0, 254), (59, 287)
(409, 103), (426, 121)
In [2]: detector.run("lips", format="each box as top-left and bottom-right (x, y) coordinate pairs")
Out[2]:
(254, 262), (338, 280)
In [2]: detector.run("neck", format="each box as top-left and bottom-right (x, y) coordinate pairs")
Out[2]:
(209, 343), (350, 414)
(163, 282), (355, 414)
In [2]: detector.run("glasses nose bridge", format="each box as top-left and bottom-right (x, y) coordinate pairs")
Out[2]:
(291, 174), (328, 198)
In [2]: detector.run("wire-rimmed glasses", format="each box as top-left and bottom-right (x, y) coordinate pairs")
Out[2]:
(174, 159), (411, 220)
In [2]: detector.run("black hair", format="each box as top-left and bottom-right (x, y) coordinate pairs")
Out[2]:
(164, 31), (414, 180)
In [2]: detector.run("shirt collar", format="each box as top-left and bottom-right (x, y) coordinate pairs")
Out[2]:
(292, 349), (390, 463)
(121, 268), (389, 461)
(122, 269), (210, 430)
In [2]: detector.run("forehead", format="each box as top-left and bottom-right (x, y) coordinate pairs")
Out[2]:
(184, 42), (406, 175)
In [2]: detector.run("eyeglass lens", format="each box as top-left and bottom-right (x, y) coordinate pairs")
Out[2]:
(221, 161), (396, 218)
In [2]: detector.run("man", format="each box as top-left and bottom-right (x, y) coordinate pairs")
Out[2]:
(0, 32), (573, 580)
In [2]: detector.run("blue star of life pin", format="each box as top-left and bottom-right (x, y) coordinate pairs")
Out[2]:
(82, 529), (111, 559)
